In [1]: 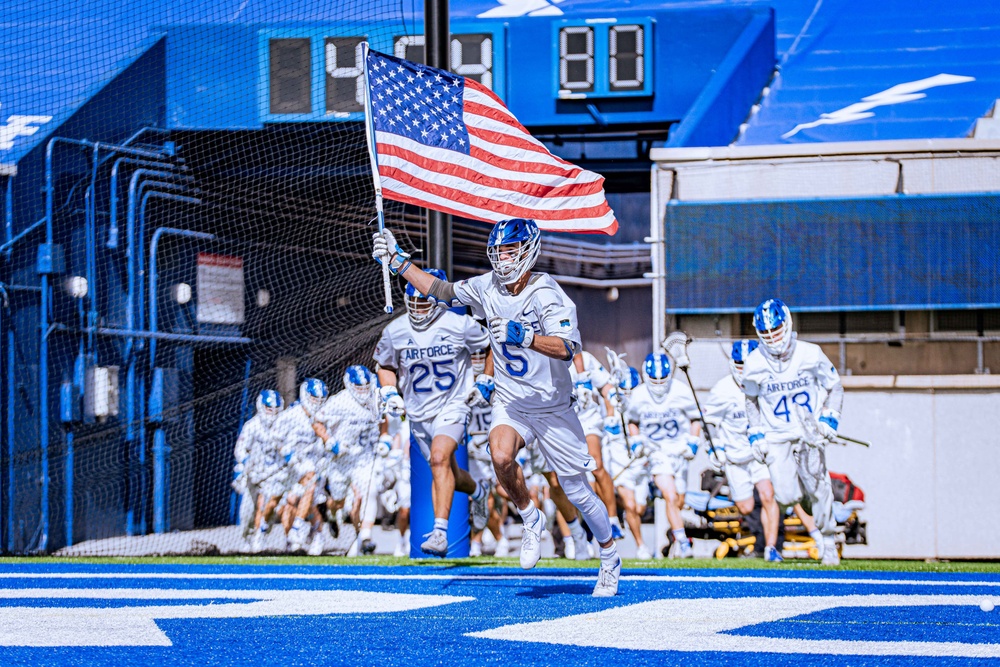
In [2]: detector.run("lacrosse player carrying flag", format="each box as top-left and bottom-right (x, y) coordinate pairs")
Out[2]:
(360, 44), (619, 312)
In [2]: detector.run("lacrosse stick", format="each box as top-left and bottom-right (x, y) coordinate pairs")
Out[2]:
(361, 41), (394, 314)
(794, 404), (871, 448)
(661, 331), (724, 469)
(604, 346), (634, 460)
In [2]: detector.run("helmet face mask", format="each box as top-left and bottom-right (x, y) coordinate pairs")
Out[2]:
(642, 353), (672, 399)
(729, 340), (760, 385)
(299, 378), (329, 417)
(753, 298), (793, 356)
(487, 219), (541, 285)
(343, 365), (376, 406)
(256, 389), (284, 427)
(471, 349), (488, 375)
(405, 267), (447, 329)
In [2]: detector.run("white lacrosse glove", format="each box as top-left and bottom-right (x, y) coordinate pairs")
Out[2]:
(603, 415), (623, 439)
(683, 435), (699, 461)
(376, 434), (393, 458)
(489, 317), (534, 348)
(466, 374), (495, 407)
(383, 395), (405, 419)
(574, 375), (595, 410)
(372, 228), (411, 275)
(380, 488), (399, 514)
(817, 409), (840, 440)
(708, 445), (727, 472)
(749, 429), (768, 464)
(627, 435), (646, 458)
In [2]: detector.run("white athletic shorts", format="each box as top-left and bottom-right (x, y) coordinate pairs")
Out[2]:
(520, 441), (551, 478)
(577, 406), (605, 439)
(491, 402), (595, 477)
(725, 459), (771, 503)
(410, 403), (469, 462)
(649, 450), (689, 495)
(257, 470), (289, 501)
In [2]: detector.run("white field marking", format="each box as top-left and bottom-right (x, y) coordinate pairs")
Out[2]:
(0, 588), (473, 647)
(469, 594), (1000, 658)
(0, 572), (998, 587)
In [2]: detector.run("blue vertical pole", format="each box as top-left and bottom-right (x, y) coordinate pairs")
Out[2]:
(153, 428), (167, 533)
(6, 322), (14, 552)
(64, 431), (73, 547)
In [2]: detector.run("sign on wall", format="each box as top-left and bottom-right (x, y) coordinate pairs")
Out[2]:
(196, 252), (245, 325)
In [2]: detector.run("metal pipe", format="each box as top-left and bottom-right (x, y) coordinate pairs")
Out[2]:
(107, 159), (177, 249)
(148, 224), (212, 372)
(4, 178), (11, 258)
(86, 327), (251, 345)
(5, 299), (13, 552)
(0, 286), (4, 551)
(0, 218), (45, 256)
(649, 163), (666, 345)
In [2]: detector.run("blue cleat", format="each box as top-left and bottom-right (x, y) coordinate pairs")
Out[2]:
(610, 523), (624, 541)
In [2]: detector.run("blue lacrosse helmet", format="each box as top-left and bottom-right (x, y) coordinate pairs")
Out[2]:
(487, 218), (541, 285)
(405, 267), (447, 328)
(753, 298), (793, 356)
(642, 353), (672, 398)
(298, 378), (329, 416)
(344, 364), (376, 405)
(618, 366), (641, 396)
(256, 389), (284, 426)
(729, 340), (760, 384)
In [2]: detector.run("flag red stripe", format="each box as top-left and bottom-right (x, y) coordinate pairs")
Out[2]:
(380, 166), (614, 221)
(375, 143), (606, 198)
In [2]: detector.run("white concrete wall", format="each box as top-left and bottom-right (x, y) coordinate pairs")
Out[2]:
(683, 379), (1000, 559)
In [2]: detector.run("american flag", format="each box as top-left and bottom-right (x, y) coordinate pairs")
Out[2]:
(364, 48), (618, 235)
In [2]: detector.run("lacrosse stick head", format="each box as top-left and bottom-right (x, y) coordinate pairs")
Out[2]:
(662, 331), (692, 370)
(794, 403), (827, 447)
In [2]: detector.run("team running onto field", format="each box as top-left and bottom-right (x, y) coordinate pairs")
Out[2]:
(230, 217), (848, 592)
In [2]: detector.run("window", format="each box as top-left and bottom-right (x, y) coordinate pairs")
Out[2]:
(269, 39), (311, 114)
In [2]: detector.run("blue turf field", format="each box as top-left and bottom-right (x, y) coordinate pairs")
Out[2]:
(0, 564), (997, 666)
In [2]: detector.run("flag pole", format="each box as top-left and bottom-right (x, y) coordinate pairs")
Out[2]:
(361, 42), (394, 314)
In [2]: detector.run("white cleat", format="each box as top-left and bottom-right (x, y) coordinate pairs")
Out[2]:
(394, 538), (408, 558)
(494, 536), (510, 558)
(469, 541), (483, 558)
(573, 533), (592, 561)
(563, 537), (575, 560)
(420, 529), (449, 557)
(250, 530), (265, 554)
(470, 480), (490, 532)
(307, 533), (325, 556)
(672, 539), (694, 559)
(592, 556), (622, 597)
(821, 537), (840, 566)
(635, 544), (653, 560)
(519, 510), (545, 570)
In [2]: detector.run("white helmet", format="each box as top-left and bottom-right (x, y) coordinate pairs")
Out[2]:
(405, 268), (447, 330)
(256, 389), (284, 427)
(298, 378), (328, 417)
(753, 298), (794, 357)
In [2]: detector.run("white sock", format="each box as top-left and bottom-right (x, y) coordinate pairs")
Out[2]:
(810, 529), (823, 542)
(566, 518), (586, 539)
(433, 518), (448, 533)
(293, 517), (306, 530)
(518, 504), (540, 528)
(600, 542), (619, 561)
(672, 529), (687, 543)
(359, 527), (372, 541)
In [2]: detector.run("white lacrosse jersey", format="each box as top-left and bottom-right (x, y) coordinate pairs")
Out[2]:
(454, 271), (581, 413)
(313, 388), (381, 462)
(623, 381), (700, 457)
(374, 311), (489, 423)
(272, 403), (324, 474)
(742, 339), (841, 442)
(704, 376), (754, 464)
(236, 415), (286, 485)
(569, 350), (611, 420)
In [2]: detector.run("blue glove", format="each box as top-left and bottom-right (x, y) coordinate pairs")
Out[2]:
(466, 374), (495, 407)
(603, 415), (622, 437)
(489, 317), (534, 348)
(817, 409), (840, 439)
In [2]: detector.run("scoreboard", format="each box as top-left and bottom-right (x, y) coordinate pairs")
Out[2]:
(166, 6), (773, 143)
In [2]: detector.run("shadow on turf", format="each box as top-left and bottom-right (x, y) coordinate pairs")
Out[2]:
(515, 583), (594, 598)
